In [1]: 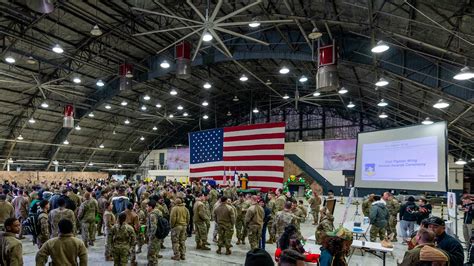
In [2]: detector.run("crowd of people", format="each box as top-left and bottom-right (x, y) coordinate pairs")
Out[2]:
(0, 178), (471, 266)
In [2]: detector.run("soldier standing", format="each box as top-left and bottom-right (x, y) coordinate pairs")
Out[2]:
(275, 189), (287, 213)
(297, 200), (308, 223)
(37, 200), (50, 248)
(233, 193), (245, 245)
(11, 189), (28, 239)
(111, 212), (136, 266)
(170, 198), (190, 261)
(193, 193), (211, 250)
(240, 194), (252, 245)
(134, 202), (147, 253)
(315, 207), (334, 244)
(97, 191), (109, 236)
(146, 200), (163, 265)
(384, 192), (400, 242)
(362, 194), (375, 217)
(208, 185), (218, 220)
(103, 202), (115, 261)
(78, 192), (98, 247)
(184, 189), (195, 237)
(213, 196), (236, 255)
(272, 202), (296, 244)
(307, 191), (322, 225)
(124, 202), (139, 264)
(49, 198), (76, 237)
(0, 218), (23, 265)
(266, 191), (277, 243)
(0, 194), (14, 231)
(245, 195), (264, 250)
(290, 200), (305, 239)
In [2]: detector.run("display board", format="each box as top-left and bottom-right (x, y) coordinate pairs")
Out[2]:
(323, 139), (356, 170)
(166, 148), (190, 170)
(354, 122), (447, 192)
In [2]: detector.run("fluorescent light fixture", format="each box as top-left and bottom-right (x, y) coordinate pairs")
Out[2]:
(169, 114), (174, 118)
(88, 162), (94, 166)
(378, 112), (388, 119)
(96, 79), (105, 87)
(177, 105), (183, 110)
(202, 101), (209, 106)
(453, 66), (474, 80)
(202, 31), (213, 42)
(73, 77), (81, 84)
(99, 144), (104, 148)
(160, 60), (170, 69)
(5, 56), (15, 64)
(233, 96), (239, 102)
(282, 94), (290, 100)
(26, 56), (36, 64)
(88, 112), (95, 117)
(52, 44), (64, 54)
(143, 94), (151, 101)
(422, 117), (434, 125)
(299, 75), (308, 83)
(124, 119), (130, 124)
(203, 82), (212, 89)
(248, 18), (261, 28)
(455, 158), (467, 165)
(347, 101), (355, 108)
(17, 135), (24, 140)
(63, 139), (69, 145)
(375, 77), (389, 87)
(313, 91), (321, 97)
(170, 89), (178, 95)
(152, 126), (158, 131)
(125, 70), (133, 78)
(141, 105), (147, 111)
(90, 24), (102, 36)
(183, 112), (189, 117)
(140, 136), (145, 141)
(75, 125), (81, 130)
(41, 101), (49, 108)
(253, 107), (259, 113)
(53, 160), (59, 165)
(118, 164), (122, 168)
(105, 104), (111, 110)
(240, 74), (248, 82)
(120, 100), (128, 106)
(433, 99), (450, 109)
(377, 99), (388, 107)
(338, 87), (348, 94)
(279, 66), (290, 74)
(155, 103), (162, 108)
(371, 40), (389, 53)
(28, 118), (36, 124)
(203, 114), (209, 119)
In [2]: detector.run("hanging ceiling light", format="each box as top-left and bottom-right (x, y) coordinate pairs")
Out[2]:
(347, 101), (355, 108)
(26, 56), (36, 65)
(183, 112), (189, 117)
(371, 40), (390, 53)
(422, 117), (434, 125)
(28, 118), (36, 124)
(248, 17), (261, 28)
(75, 125), (81, 130)
(279, 66), (290, 74)
(99, 143), (104, 148)
(141, 105), (147, 111)
(453, 66), (474, 80)
(253, 107), (259, 113)
(5, 56), (15, 64)
(378, 112), (388, 119)
(160, 60), (170, 69)
(177, 105), (183, 110)
(239, 74), (248, 82)
(17, 135), (24, 140)
(338, 87), (348, 94)
(169, 114), (174, 118)
(41, 101), (49, 108)
(203, 82), (212, 89)
(233, 96), (239, 102)
(299, 75), (308, 83)
(120, 100), (128, 106)
(88, 112), (95, 117)
(124, 119), (130, 124)
(202, 31), (213, 42)
(170, 89), (178, 95)
(227, 111), (232, 116)
(143, 94), (151, 101)
(96, 79), (105, 87)
(377, 99), (388, 107)
(375, 77), (389, 87)
(125, 70), (133, 78)
(313, 91), (321, 97)
(90, 24), (103, 36)
(455, 158), (467, 165)
(203, 114), (209, 120)
(52, 44), (64, 54)
(433, 99), (450, 109)
(88, 162), (94, 166)
(282, 94), (290, 100)
(63, 139), (69, 145)
(265, 79), (272, 85)
(118, 164), (122, 168)
(105, 104), (112, 110)
(72, 77), (81, 84)
(155, 103), (162, 108)
(152, 126), (158, 131)
(202, 101), (209, 106)
(53, 160), (59, 165)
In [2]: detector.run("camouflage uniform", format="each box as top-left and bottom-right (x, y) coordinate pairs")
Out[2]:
(203, 201), (211, 243)
(308, 195), (322, 224)
(124, 209), (139, 263)
(147, 208), (163, 265)
(275, 195), (287, 212)
(315, 214), (334, 244)
(103, 209), (116, 259)
(233, 199), (245, 244)
(266, 197), (276, 243)
(208, 189), (218, 220)
(0, 232), (23, 265)
(291, 207), (305, 239)
(49, 207), (76, 237)
(193, 198), (210, 248)
(136, 208), (147, 252)
(170, 201), (190, 260)
(362, 198), (373, 217)
(223, 187), (233, 199)
(245, 202), (264, 250)
(272, 210), (296, 244)
(37, 211), (50, 248)
(0, 199), (14, 230)
(78, 198), (98, 246)
(111, 223), (136, 266)
(241, 199), (251, 243)
(386, 197), (400, 241)
(213, 201), (236, 254)
(35, 233), (87, 265)
(297, 203), (308, 223)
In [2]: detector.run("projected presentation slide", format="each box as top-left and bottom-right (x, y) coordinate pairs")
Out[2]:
(361, 136), (438, 182)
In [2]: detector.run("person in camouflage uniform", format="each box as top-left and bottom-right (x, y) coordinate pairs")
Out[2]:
(214, 196), (236, 255)
(97, 191), (109, 236)
(233, 193), (246, 245)
(240, 194), (252, 244)
(290, 199), (305, 240)
(140, 191), (150, 211)
(111, 212), (137, 266)
(272, 201), (296, 245)
(266, 191), (277, 243)
(78, 192), (98, 247)
(203, 194), (212, 245)
(297, 200), (308, 223)
(170, 198), (190, 261)
(315, 207), (334, 244)
(362, 194), (375, 217)
(134, 202), (147, 253)
(383, 192), (400, 242)
(308, 191), (322, 225)
(275, 189), (287, 213)
(49, 197), (76, 237)
(103, 201), (115, 261)
(208, 185), (218, 221)
(146, 200), (163, 265)
(245, 195), (264, 250)
(193, 193), (211, 250)
(36, 200), (50, 248)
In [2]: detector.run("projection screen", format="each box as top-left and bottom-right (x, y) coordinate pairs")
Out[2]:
(354, 122), (447, 192)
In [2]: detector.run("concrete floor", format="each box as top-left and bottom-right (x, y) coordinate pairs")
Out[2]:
(23, 197), (466, 266)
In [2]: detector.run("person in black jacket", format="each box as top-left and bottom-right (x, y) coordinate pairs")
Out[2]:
(416, 197), (432, 225)
(399, 196), (418, 243)
(184, 189), (195, 237)
(259, 198), (271, 250)
(427, 216), (464, 266)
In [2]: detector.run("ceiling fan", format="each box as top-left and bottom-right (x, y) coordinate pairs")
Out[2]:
(137, 109), (192, 125)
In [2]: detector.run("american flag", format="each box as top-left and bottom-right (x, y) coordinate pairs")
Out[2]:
(189, 122), (285, 191)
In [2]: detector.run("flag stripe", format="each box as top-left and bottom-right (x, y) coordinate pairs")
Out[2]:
(223, 138), (284, 147)
(190, 165), (283, 173)
(223, 127), (286, 137)
(224, 155), (284, 161)
(189, 160), (283, 168)
(189, 171), (283, 178)
(224, 132), (285, 142)
(223, 144), (284, 152)
(224, 122), (286, 132)
(224, 150), (284, 157)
